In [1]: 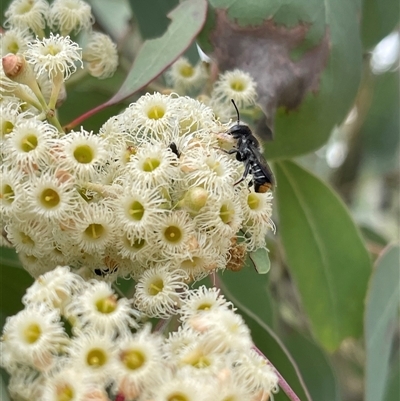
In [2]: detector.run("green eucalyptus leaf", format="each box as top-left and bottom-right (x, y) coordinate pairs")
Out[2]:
(248, 247), (271, 274)
(0, 246), (21, 269)
(202, 0), (362, 159)
(360, 225), (389, 248)
(128, 0), (179, 39)
(384, 358), (400, 401)
(361, 0), (399, 50)
(275, 160), (372, 351)
(105, 0), (208, 106)
(87, 0), (131, 39)
(60, 72), (125, 132)
(220, 277), (311, 399)
(219, 266), (275, 326)
(284, 332), (341, 401)
(230, 306), (312, 401)
(0, 263), (33, 331)
(361, 71), (399, 171)
(365, 244), (400, 401)
(0, 374), (10, 401)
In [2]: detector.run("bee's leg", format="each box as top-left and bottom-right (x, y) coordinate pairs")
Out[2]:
(220, 148), (239, 155)
(234, 161), (251, 186)
(219, 147), (244, 162)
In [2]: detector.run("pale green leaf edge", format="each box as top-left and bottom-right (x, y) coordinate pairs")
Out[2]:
(106, 0), (208, 105)
(364, 243), (400, 401)
(0, 375), (10, 401)
(248, 247), (271, 274)
(276, 160), (372, 350)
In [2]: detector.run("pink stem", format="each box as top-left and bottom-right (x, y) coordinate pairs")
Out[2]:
(63, 101), (109, 131)
(154, 318), (170, 333)
(253, 346), (302, 401)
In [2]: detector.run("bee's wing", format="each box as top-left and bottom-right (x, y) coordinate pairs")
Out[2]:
(249, 145), (275, 186)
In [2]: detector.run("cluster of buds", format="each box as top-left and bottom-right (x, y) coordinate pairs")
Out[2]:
(1, 267), (279, 401)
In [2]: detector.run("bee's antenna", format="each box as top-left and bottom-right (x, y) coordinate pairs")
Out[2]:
(231, 99), (240, 124)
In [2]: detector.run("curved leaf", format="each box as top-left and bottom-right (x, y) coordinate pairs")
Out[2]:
(0, 262), (33, 331)
(361, 71), (399, 168)
(202, 0), (362, 159)
(248, 247), (271, 274)
(284, 332), (340, 401)
(88, 0), (131, 40)
(107, 0), (208, 105)
(128, 0), (179, 40)
(0, 246), (21, 269)
(365, 244), (400, 401)
(384, 358), (400, 401)
(275, 160), (372, 351)
(218, 266), (275, 326)
(361, 0), (399, 50)
(0, 374), (10, 401)
(220, 278), (312, 401)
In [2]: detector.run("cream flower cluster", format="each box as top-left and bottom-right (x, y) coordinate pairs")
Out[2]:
(1, 267), (279, 401)
(1, 0), (118, 82)
(1, 93), (274, 299)
(166, 57), (258, 121)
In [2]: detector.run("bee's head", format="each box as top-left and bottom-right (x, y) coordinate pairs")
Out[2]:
(227, 99), (253, 139)
(226, 123), (253, 139)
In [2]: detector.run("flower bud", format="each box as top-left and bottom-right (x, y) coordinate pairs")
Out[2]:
(2, 53), (36, 86)
(177, 186), (209, 215)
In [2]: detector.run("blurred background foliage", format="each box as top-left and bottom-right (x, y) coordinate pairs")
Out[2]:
(1, 1), (399, 400)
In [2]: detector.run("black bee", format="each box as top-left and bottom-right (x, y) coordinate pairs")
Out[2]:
(169, 142), (181, 158)
(225, 100), (275, 193)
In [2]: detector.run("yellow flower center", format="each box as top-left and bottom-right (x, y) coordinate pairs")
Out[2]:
(86, 348), (107, 367)
(21, 134), (38, 152)
(164, 225), (182, 243)
(46, 44), (61, 56)
(8, 41), (20, 54)
(197, 302), (212, 311)
(17, 1), (33, 14)
(73, 144), (94, 164)
(247, 193), (261, 210)
(56, 384), (75, 401)
(132, 238), (146, 249)
(128, 201), (145, 221)
(219, 203), (234, 224)
(147, 105), (165, 120)
(181, 256), (200, 269)
(179, 64), (194, 78)
(84, 223), (105, 240)
(2, 184), (15, 204)
(167, 393), (188, 401)
(40, 188), (60, 208)
(20, 232), (34, 245)
(230, 80), (245, 92)
(122, 349), (146, 370)
(1, 120), (14, 138)
(95, 296), (117, 314)
(149, 278), (164, 295)
(142, 157), (160, 172)
(23, 323), (42, 344)
(183, 349), (211, 369)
